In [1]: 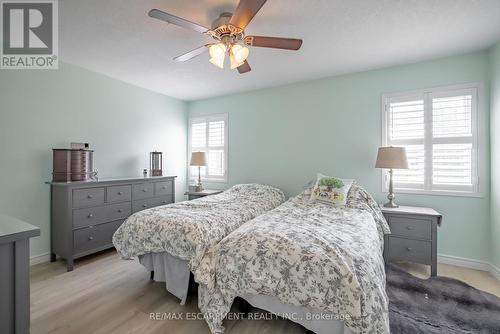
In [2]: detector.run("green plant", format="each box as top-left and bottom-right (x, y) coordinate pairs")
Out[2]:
(318, 177), (344, 188)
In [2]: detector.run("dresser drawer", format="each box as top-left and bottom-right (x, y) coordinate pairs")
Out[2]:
(132, 196), (173, 213)
(132, 183), (154, 200)
(387, 216), (432, 240)
(73, 202), (130, 229)
(151, 195), (174, 207)
(73, 188), (105, 208)
(106, 202), (131, 222)
(155, 180), (173, 196)
(73, 220), (123, 255)
(107, 185), (131, 203)
(386, 237), (431, 265)
(132, 199), (153, 213)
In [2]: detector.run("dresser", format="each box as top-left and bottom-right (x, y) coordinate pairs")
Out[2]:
(48, 176), (176, 271)
(0, 214), (40, 334)
(381, 206), (442, 276)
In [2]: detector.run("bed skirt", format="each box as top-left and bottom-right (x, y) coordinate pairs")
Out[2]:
(138, 252), (191, 305)
(242, 294), (354, 334)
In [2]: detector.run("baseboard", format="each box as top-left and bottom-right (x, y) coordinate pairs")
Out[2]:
(438, 254), (500, 280)
(490, 264), (500, 281)
(437, 254), (491, 271)
(30, 252), (50, 266)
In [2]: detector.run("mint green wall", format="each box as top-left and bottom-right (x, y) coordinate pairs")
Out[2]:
(0, 62), (188, 258)
(189, 51), (491, 263)
(491, 43), (500, 268)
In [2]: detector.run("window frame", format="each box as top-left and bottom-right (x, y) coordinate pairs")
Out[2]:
(188, 113), (228, 183)
(381, 83), (485, 197)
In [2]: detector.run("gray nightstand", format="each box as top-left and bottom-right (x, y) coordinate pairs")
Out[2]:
(380, 205), (442, 276)
(184, 189), (223, 200)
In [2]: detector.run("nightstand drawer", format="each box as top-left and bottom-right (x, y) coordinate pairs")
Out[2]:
(387, 216), (432, 240)
(386, 237), (431, 265)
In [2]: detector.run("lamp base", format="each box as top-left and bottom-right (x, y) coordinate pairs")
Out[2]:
(383, 201), (399, 208)
(384, 191), (399, 208)
(195, 184), (204, 192)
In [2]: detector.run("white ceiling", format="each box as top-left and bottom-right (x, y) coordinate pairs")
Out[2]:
(60, 0), (500, 101)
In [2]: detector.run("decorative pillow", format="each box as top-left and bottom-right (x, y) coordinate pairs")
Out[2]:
(310, 173), (354, 206)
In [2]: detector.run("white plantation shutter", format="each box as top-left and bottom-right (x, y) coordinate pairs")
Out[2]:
(387, 96), (426, 189)
(189, 114), (228, 181)
(383, 86), (479, 194)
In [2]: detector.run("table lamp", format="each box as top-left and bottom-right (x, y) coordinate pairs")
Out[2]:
(190, 152), (207, 191)
(375, 147), (409, 208)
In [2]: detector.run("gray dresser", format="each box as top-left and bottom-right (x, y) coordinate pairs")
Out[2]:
(381, 205), (442, 276)
(48, 176), (176, 271)
(0, 214), (40, 334)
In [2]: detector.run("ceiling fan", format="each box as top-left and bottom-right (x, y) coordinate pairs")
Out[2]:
(148, 0), (303, 74)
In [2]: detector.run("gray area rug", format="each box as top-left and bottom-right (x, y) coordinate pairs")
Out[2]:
(386, 264), (500, 333)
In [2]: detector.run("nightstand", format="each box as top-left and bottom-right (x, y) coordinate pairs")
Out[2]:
(184, 189), (223, 200)
(380, 205), (442, 276)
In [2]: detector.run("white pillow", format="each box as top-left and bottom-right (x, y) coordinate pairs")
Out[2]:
(310, 173), (354, 206)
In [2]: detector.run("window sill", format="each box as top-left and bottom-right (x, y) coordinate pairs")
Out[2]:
(190, 178), (227, 184)
(383, 188), (484, 198)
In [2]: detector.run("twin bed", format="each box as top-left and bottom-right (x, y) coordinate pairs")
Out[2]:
(112, 182), (391, 334)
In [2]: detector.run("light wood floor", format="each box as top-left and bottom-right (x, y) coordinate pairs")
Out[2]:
(31, 249), (500, 334)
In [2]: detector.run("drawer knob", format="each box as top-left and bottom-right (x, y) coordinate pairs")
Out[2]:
(89, 225), (94, 229)
(118, 209), (123, 213)
(162, 186), (166, 190)
(87, 195), (93, 199)
(88, 214), (93, 218)
(88, 236), (94, 241)
(406, 226), (414, 230)
(118, 191), (123, 195)
(406, 247), (412, 252)
(142, 204), (147, 208)
(142, 189), (147, 192)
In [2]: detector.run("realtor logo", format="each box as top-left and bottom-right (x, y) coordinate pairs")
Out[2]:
(1, 0), (58, 69)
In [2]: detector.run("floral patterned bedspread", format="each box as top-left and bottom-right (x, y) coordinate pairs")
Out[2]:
(195, 184), (391, 334)
(112, 184), (285, 271)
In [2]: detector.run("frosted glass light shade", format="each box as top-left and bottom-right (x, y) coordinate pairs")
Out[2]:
(231, 44), (249, 64)
(209, 43), (226, 68)
(209, 43), (226, 59)
(229, 52), (243, 69)
(209, 56), (224, 68)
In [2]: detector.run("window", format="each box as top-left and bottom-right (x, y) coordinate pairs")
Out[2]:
(188, 114), (228, 182)
(382, 84), (482, 195)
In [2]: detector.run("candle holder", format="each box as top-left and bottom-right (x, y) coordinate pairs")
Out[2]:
(149, 151), (163, 176)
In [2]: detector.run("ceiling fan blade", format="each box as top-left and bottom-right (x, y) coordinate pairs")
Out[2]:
(148, 9), (209, 34)
(237, 60), (251, 74)
(245, 36), (303, 50)
(174, 46), (208, 62)
(229, 0), (267, 30)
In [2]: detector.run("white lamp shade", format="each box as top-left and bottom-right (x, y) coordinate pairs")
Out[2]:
(190, 152), (207, 166)
(375, 147), (409, 169)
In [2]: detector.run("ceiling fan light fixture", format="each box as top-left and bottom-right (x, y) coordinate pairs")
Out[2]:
(208, 43), (226, 68)
(209, 43), (226, 59)
(209, 56), (225, 69)
(229, 52), (243, 69)
(231, 44), (249, 63)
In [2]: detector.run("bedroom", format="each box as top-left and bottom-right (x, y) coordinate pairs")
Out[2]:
(0, 0), (499, 333)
